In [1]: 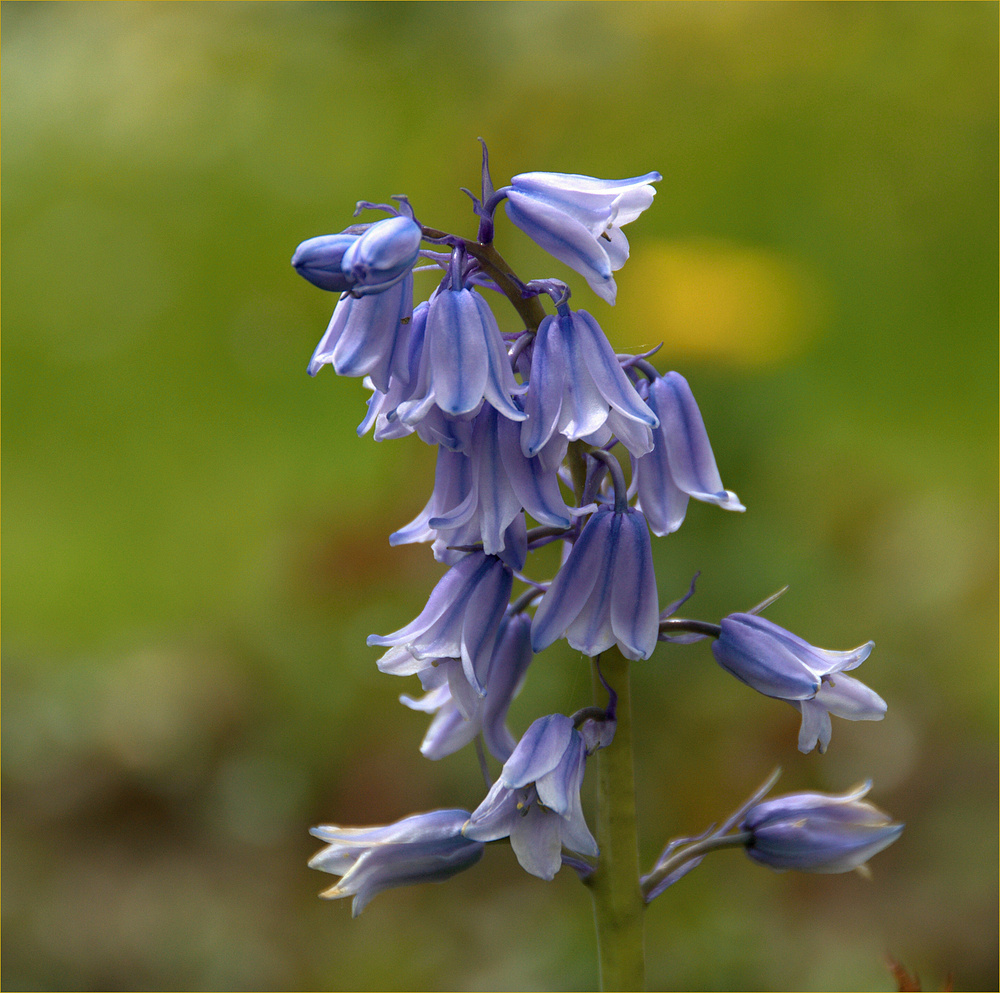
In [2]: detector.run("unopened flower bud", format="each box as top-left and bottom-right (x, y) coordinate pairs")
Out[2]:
(291, 234), (359, 292)
(341, 215), (422, 295)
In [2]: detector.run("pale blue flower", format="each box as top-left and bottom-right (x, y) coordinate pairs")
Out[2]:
(741, 782), (903, 873)
(463, 713), (597, 880)
(633, 372), (745, 536)
(503, 170), (660, 304)
(532, 504), (659, 661)
(368, 551), (513, 694)
(399, 612), (534, 762)
(306, 271), (413, 393)
(309, 809), (484, 915)
(392, 406), (571, 564)
(397, 283), (526, 424)
(520, 306), (657, 458)
(711, 613), (885, 753)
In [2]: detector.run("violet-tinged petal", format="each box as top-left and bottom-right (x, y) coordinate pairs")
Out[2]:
(367, 553), (508, 678)
(481, 613), (534, 763)
(464, 408), (523, 555)
(502, 714), (575, 789)
(473, 289), (528, 422)
(376, 645), (429, 677)
(573, 310), (658, 430)
(563, 515), (619, 657)
(817, 673), (888, 721)
(530, 507), (613, 654)
(558, 313), (619, 440)
(366, 556), (478, 650)
(418, 704), (481, 760)
(712, 614), (823, 700)
(428, 287), (490, 416)
(535, 731), (586, 816)
(463, 711), (598, 880)
(460, 556), (513, 693)
(794, 674), (886, 754)
(393, 447), (474, 544)
(497, 414), (572, 529)
(505, 191), (618, 304)
(509, 803), (564, 880)
(504, 170), (660, 304)
(634, 373), (744, 534)
(713, 612), (882, 753)
(510, 170), (661, 214)
(309, 808), (483, 915)
(521, 315), (567, 457)
(608, 509), (660, 660)
(462, 779), (521, 842)
(308, 272), (413, 393)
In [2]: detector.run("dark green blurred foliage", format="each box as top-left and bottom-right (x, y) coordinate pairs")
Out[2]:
(2, 2), (996, 990)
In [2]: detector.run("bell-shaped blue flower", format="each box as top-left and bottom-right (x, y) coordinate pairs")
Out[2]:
(521, 306), (657, 458)
(503, 170), (660, 304)
(398, 612), (534, 762)
(368, 551), (513, 694)
(531, 503), (660, 661)
(392, 406), (571, 564)
(291, 233), (359, 293)
(463, 713), (598, 880)
(397, 283), (526, 424)
(306, 271), (413, 393)
(633, 371), (745, 535)
(711, 613), (885, 753)
(340, 215), (422, 296)
(309, 809), (484, 915)
(741, 782), (903, 873)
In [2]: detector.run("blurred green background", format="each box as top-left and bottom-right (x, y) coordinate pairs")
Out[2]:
(3, 2), (997, 990)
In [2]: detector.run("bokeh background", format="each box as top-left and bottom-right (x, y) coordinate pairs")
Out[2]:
(3, 2), (997, 990)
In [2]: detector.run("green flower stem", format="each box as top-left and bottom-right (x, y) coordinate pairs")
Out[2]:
(587, 648), (646, 991)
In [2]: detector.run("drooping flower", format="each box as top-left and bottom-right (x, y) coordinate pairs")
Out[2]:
(368, 551), (513, 694)
(309, 809), (484, 915)
(297, 216), (423, 391)
(711, 613), (886, 753)
(391, 406), (571, 565)
(291, 233), (359, 293)
(503, 170), (661, 304)
(398, 612), (534, 762)
(740, 782), (903, 873)
(306, 272), (413, 392)
(633, 371), (745, 536)
(463, 713), (597, 880)
(520, 305), (657, 458)
(532, 503), (659, 661)
(396, 283), (526, 425)
(339, 215), (423, 295)
(355, 301), (479, 454)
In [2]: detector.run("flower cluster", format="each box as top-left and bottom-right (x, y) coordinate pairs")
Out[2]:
(295, 145), (900, 925)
